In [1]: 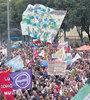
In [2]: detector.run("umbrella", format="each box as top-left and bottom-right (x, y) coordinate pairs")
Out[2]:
(76, 45), (90, 51)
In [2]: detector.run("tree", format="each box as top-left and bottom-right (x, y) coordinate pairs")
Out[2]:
(67, 0), (90, 42)
(0, 0), (7, 33)
(10, 0), (29, 28)
(10, 0), (48, 28)
(54, 0), (90, 43)
(80, 0), (90, 42)
(54, 0), (75, 41)
(71, 0), (90, 43)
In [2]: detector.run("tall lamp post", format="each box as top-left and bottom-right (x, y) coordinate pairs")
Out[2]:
(0, 28), (1, 46)
(7, 0), (11, 61)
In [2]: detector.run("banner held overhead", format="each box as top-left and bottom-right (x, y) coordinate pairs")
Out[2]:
(21, 4), (66, 43)
(9, 69), (32, 90)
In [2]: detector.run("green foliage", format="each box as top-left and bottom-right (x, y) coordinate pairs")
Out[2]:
(0, 0), (7, 32)
(74, 41), (80, 47)
(54, 0), (90, 40)
(10, 0), (29, 27)
(83, 37), (89, 44)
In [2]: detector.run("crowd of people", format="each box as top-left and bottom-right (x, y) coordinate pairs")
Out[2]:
(0, 41), (90, 100)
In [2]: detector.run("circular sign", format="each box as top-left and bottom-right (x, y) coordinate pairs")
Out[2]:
(14, 72), (31, 88)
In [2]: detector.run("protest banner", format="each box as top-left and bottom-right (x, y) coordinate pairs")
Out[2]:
(72, 53), (81, 63)
(9, 69), (32, 90)
(54, 61), (66, 75)
(48, 60), (66, 75)
(0, 70), (14, 100)
(4, 55), (24, 72)
(55, 47), (66, 60)
(72, 83), (90, 100)
(21, 4), (66, 43)
(48, 61), (54, 75)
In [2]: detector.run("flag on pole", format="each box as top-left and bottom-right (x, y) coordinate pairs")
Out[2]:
(21, 4), (66, 43)
(55, 47), (66, 60)
(4, 55), (24, 72)
(33, 48), (39, 58)
(71, 83), (90, 100)
(0, 70), (14, 100)
(72, 53), (81, 63)
(9, 69), (32, 90)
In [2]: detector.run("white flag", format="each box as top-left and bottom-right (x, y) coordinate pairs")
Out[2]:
(72, 53), (81, 62)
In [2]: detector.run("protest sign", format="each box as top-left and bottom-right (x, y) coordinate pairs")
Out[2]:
(9, 69), (32, 90)
(55, 47), (66, 60)
(72, 83), (90, 100)
(48, 61), (54, 75)
(21, 4), (66, 43)
(4, 55), (24, 72)
(0, 70), (14, 100)
(40, 60), (48, 68)
(72, 53), (81, 63)
(48, 60), (66, 75)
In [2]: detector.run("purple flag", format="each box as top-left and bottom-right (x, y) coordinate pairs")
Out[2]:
(9, 69), (32, 90)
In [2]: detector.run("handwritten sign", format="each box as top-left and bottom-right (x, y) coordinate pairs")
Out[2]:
(48, 60), (66, 75)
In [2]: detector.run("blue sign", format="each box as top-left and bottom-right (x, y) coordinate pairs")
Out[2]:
(40, 60), (48, 68)
(4, 55), (24, 72)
